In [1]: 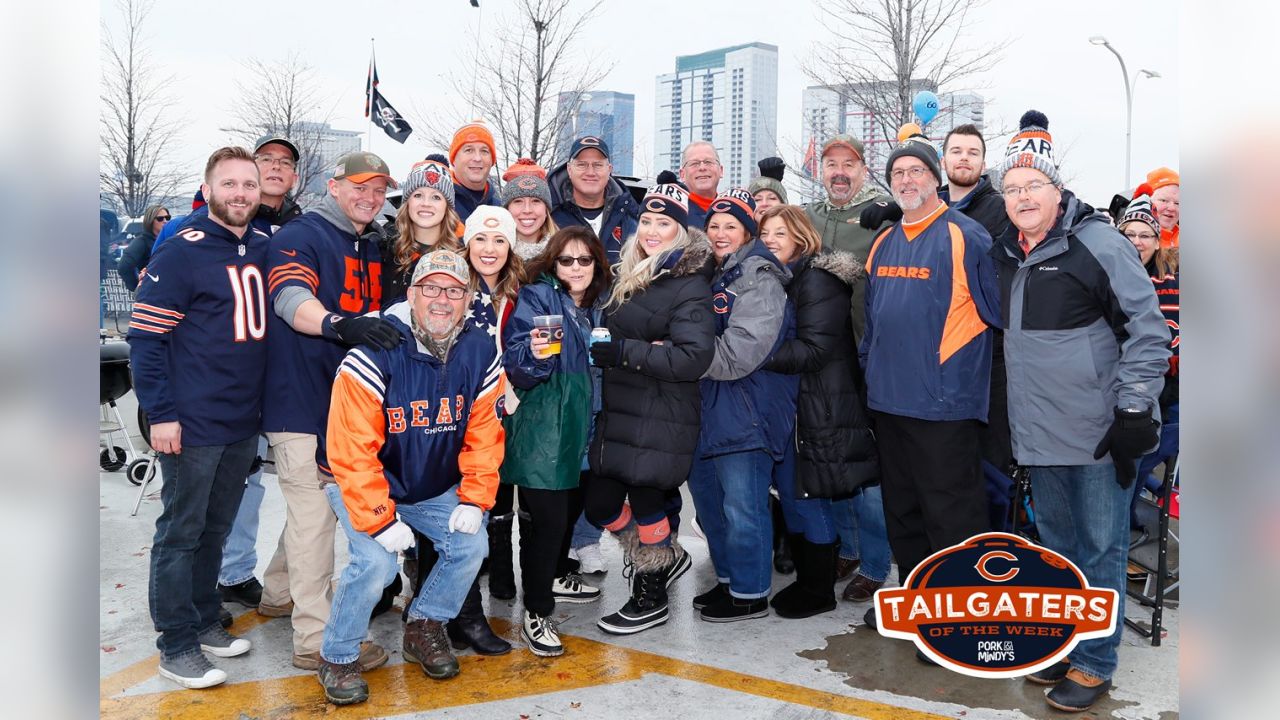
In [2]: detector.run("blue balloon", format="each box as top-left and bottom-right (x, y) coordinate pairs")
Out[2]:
(913, 90), (940, 126)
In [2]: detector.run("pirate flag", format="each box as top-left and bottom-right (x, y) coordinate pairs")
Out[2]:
(371, 88), (412, 144)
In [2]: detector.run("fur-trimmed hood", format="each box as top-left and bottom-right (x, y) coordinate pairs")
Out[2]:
(662, 228), (715, 278)
(809, 250), (864, 286)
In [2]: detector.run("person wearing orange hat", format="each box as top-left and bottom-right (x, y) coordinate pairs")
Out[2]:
(1143, 167), (1180, 248)
(449, 121), (500, 220)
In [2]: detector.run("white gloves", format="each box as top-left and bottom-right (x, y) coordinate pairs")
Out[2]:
(449, 504), (483, 534)
(374, 520), (416, 553)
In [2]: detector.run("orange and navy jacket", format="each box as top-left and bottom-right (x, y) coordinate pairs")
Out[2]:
(859, 202), (1001, 422)
(325, 301), (507, 537)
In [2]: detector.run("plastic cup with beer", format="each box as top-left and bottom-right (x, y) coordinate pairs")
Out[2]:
(532, 315), (564, 359)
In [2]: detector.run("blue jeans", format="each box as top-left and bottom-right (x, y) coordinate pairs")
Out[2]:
(1131, 404), (1179, 526)
(570, 512), (603, 550)
(321, 483), (488, 665)
(219, 435), (268, 586)
(1029, 464), (1130, 681)
(150, 436), (257, 659)
(772, 441), (836, 544)
(831, 485), (892, 583)
(688, 450), (774, 599)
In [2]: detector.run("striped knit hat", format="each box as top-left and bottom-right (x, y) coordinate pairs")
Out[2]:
(990, 110), (1062, 190)
(1119, 197), (1159, 235)
(402, 160), (455, 207)
(705, 188), (758, 237)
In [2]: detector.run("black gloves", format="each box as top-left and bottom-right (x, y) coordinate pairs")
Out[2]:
(589, 338), (624, 368)
(322, 314), (402, 350)
(1093, 407), (1160, 488)
(757, 156), (786, 181)
(859, 201), (903, 229)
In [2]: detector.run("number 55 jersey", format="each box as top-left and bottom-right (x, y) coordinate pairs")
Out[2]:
(127, 214), (270, 447)
(263, 197), (384, 437)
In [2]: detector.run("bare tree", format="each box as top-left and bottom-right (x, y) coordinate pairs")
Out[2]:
(221, 54), (338, 208)
(802, 0), (1007, 182)
(413, 0), (611, 175)
(99, 0), (189, 217)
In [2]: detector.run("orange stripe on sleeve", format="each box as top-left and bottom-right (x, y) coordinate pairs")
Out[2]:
(326, 371), (396, 536)
(938, 222), (991, 364)
(456, 371), (507, 510)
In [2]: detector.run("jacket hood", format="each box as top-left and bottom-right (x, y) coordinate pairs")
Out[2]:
(1057, 189), (1109, 234)
(720, 237), (791, 286)
(808, 250), (863, 286)
(547, 162), (631, 214)
(313, 193), (384, 242)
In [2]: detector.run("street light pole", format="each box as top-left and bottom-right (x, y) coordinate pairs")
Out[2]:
(1090, 36), (1133, 189)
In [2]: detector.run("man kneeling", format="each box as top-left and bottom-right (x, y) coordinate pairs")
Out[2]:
(318, 250), (507, 705)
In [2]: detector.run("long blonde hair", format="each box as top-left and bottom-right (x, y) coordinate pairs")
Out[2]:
(606, 224), (694, 310)
(392, 199), (463, 277)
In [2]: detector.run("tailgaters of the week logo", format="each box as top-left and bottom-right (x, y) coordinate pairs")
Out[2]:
(873, 532), (1119, 678)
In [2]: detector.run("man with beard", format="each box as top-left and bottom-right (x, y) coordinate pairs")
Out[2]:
(316, 250), (506, 705)
(679, 141), (725, 229)
(860, 138), (1000, 646)
(128, 146), (269, 689)
(263, 151), (404, 673)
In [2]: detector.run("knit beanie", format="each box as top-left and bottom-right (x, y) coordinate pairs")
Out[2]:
(640, 183), (689, 228)
(1119, 197), (1160, 235)
(449, 121), (497, 165)
(500, 158), (553, 208)
(401, 160), (456, 207)
(990, 110), (1062, 190)
(748, 157), (789, 204)
(884, 127), (941, 186)
(705, 188), (758, 237)
(463, 205), (516, 246)
(1145, 167), (1180, 191)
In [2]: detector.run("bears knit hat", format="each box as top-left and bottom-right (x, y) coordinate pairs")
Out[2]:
(640, 183), (689, 228)
(333, 151), (398, 188)
(463, 205), (517, 245)
(884, 126), (941, 186)
(1119, 197), (1160, 235)
(1145, 166), (1180, 191)
(401, 160), (455, 207)
(748, 157), (789, 204)
(990, 110), (1061, 190)
(705, 188), (758, 237)
(449, 121), (497, 165)
(821, 133), (865, 162)
(411, 248), (471, 287)
(500, 158), (553, 208)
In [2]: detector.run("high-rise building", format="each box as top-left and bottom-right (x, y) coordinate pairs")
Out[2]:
(299, 121), (362, 197)
(555, 91), (636, 176)
(799, 82), (985, 201)
(654, 42), (779, 190)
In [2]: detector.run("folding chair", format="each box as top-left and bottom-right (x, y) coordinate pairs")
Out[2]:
(1124, 454), (1180, 646)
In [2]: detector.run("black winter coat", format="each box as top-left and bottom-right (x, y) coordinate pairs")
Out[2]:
(590, 235), (716, 490)
(764, 251), (879, 498)
(116, 230), (156, 291)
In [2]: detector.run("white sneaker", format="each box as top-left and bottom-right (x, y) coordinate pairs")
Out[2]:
(551, 572), (601, 603)
(522, 610), (564, 657)
(197, 625), (251, 658)
(575, 543), (607, 574)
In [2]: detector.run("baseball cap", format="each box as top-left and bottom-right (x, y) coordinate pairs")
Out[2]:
(254, 134), (300, 162)
(821, 134), (865, 162)
(333, 151), (399, 188)
(411, 249), (470, 287)
(569, 136), (611, 161)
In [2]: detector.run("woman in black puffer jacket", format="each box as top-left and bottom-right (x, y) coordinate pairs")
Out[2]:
(759, 204), (879, 619)
(586, 184), (716, 636)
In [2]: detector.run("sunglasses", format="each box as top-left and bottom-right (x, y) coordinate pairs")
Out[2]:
(155, 215), (171, 222)
(555, 255), (595, 268)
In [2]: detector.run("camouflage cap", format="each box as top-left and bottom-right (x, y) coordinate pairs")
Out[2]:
(332, 151), (398, 188)
(821, 133), (865, 162)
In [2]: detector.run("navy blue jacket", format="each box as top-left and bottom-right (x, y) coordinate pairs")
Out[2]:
(547, 163), (640, 264)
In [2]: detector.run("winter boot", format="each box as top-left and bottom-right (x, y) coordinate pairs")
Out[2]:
(446, 578), (512, 656)
(597, 543), (673, 635)
(487, 513), (516, 600)
(771, 536), (838, 619)
(403, 618), (459, 680)
(771, 497), (794, 574)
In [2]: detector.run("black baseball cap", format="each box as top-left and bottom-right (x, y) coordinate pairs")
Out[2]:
(254, 134), (300, 162)
(569, 135), (610, 161)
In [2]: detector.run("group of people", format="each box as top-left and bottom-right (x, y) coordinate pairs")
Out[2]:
(124, 110), (1179, 714)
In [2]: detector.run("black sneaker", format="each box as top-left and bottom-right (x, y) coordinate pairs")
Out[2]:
(197, 624), (251, 658)
(691, 582), (730, 610)
(664, 547), (691, 588)
(551, 572), (601, 604)
(598, 569), (669, 635)
(699, 595), (769, 623)
(219, 577), (264, 608)
(522, 611), (564, 657)
(317, 659), (368, 705)
(158, 649), (226, 689)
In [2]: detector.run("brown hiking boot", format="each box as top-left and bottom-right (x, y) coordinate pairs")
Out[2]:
(404, 619), (459, 679)
(317, 659), (368, 705)
(294, 641), (388, 672)
(835, 557), (859, 581)
(841, 574), (884, 602)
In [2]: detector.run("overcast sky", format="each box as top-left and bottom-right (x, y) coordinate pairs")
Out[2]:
(106, 0), (1177, 206)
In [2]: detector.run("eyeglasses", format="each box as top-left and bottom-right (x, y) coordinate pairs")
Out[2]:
(890, 166), (929, 182)
(555, 255), (595, 268)
(255, 155), (296, 170)
(1123, 231), (1158, 242)
(571, 161), (608, 173)
(414, 284), (468, 300)
(683, 159), (719, 170)
(1001, 181), (1053, 199)
(154, 215), (170, 222)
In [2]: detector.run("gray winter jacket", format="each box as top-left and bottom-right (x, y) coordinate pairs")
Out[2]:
(703, 241), (791, 381)
(992, 192), (1169, 466)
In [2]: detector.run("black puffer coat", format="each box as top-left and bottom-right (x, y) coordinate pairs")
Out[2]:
(764, 251), (879, 498)
(590, 234), (716, 489)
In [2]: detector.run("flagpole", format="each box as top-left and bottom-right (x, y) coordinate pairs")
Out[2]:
(469, 3), (482, 116)
(367, 39), (375, 153)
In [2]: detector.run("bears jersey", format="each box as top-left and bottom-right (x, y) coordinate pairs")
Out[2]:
(263, 210), (384, 436)
(127, 214), (270, 447)
(325, 302), (507, 537)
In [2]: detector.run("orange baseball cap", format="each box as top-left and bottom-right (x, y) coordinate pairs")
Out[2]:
(1145, 167), (1179, 191)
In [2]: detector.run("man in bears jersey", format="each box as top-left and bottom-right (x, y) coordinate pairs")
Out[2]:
(128, 146), (269, 689)
(315, 249), (506, 705)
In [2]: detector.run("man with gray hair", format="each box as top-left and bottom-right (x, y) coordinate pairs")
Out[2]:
(988, 111), (1168, 713)
(678, 140), (725, 229)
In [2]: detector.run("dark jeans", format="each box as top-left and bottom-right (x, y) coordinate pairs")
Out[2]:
(149, 435), (257, 659)
(872, 411), (989, 584)
(517, 485), (582, 616)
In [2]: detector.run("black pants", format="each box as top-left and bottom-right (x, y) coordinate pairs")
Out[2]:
(491, 482), (514, 517)
(517, 485), (582, 616)
(872, 411), (989, 584)
(583, 474), (679, 530)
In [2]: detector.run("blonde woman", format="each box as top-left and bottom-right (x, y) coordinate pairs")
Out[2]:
(380, 160), (463, 304)
(585, 184), (716, 635)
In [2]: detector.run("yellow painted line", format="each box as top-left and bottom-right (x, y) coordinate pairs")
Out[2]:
(102, 617), (953, 720)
